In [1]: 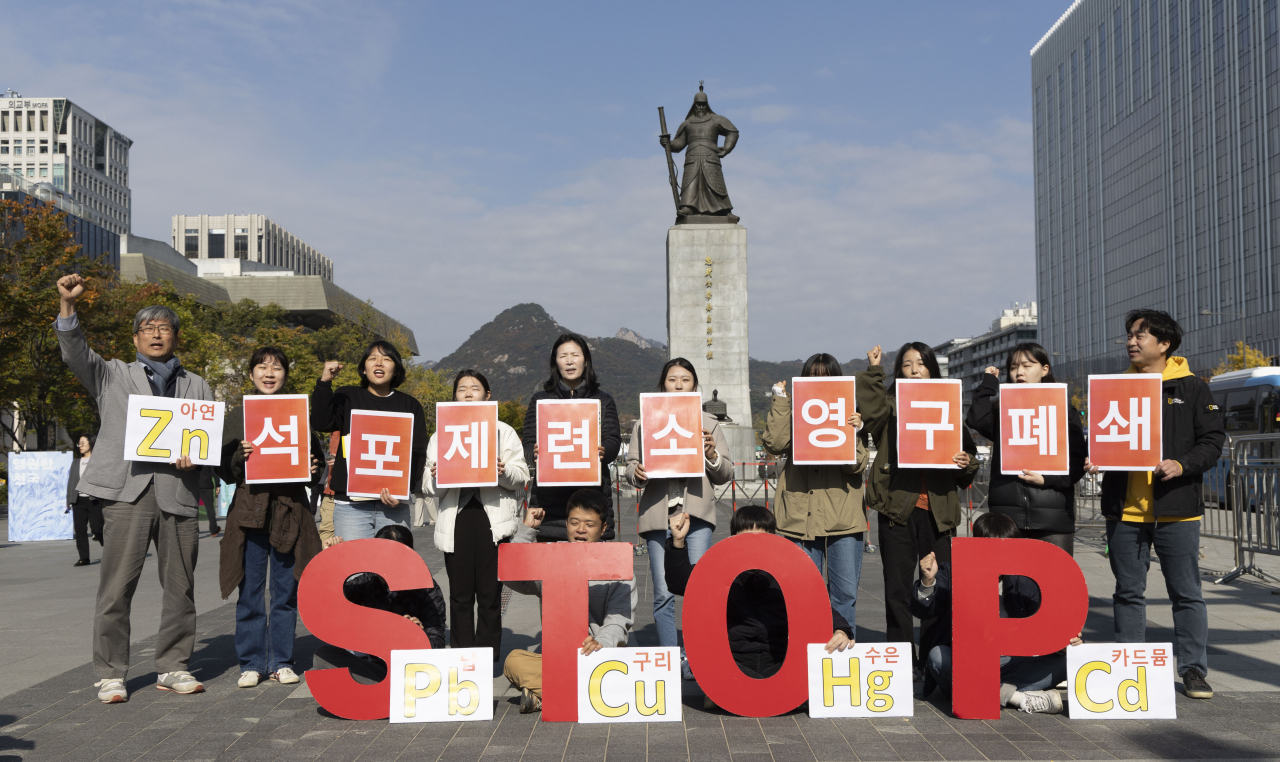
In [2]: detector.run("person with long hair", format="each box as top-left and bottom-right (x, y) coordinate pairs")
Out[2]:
(624, 358), (732, 670)
(311, 340), (428, 540)
(965, 343), (1086, 554)
(520, 333), (621, 541)
(217, 347), (324, 688)
(762, 353), (869, 632)
(857, 343), (979, 687)
(67, 434), (103, 567)
(425, 369), (530, 656)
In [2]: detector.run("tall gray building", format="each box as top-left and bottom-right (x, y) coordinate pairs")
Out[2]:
(1032, 0), (1280, 380)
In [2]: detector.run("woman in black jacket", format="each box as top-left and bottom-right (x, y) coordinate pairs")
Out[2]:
(520, 333), (621, 541)
(965, 342), (1086, 554)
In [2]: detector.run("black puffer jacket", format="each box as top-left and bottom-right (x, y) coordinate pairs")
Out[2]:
(966, 374), (1087, 534)
(664, 538), (852, 666)
(910, 561), (1041, 651)
(521, 380), (622, 540)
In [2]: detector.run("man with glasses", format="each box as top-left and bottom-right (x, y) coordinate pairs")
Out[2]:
(54, 273), (216, 704)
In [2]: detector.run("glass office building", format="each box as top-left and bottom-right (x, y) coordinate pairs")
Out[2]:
(1032, 0), (1280, 381)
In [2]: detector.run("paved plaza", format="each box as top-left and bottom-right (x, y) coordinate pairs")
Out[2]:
(4, 495), (1280, 761)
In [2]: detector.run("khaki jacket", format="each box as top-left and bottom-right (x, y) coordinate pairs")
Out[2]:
(856, 365), (980, 532)
(624, 413), (733, 534)
(761, 395), (869, 540)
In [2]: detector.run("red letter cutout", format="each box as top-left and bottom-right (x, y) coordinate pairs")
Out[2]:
(498, 541), (634, 722)
(296, 539), (434, 720)
(951, 537), (1088, 719)
(683, 533), (832, 717)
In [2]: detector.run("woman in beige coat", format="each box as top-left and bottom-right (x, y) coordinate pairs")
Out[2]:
(624, 358), (732, 668)
(762, 352), (868, 632)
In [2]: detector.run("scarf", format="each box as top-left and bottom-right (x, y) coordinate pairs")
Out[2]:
(137, 354), (183, 397)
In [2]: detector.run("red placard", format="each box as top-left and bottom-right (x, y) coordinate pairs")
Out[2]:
(1088, 374), (1163, 471)
(639, 393), (705, 479)
(243, 394), (311, 484)
(895, 379), (963, 469)
(536, 399), (601, 486)
(346, 410), (415, 499)
(998, 384), (1070, 476)
(791, 376), (858, 465)
(435, 402), (499, 488)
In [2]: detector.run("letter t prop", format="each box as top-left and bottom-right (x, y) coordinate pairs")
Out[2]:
(951, 537), (1088, 719)
(498, 542), (634, 722)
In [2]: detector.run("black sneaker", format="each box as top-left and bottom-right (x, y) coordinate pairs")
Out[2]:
(1183, 668), (1213, 699)
(74, 559), (91, 567)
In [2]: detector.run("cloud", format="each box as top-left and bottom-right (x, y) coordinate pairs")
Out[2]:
(750, 105), (794, 123)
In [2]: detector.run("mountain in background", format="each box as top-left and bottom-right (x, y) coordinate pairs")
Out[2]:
(433, 302), (897, 426)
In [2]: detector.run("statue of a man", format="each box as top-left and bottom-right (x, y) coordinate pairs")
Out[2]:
(659, 86), (739, 222)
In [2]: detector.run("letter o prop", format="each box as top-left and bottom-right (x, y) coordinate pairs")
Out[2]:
(682, 532), (833, 717)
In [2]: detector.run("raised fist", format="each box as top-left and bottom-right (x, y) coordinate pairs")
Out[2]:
(58, 273), (86, 301)
(321, 361), (344, 382)
(867, 345), (882, 367)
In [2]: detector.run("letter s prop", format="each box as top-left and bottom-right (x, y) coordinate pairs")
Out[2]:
(297, 538), (435, 720)
(951, 537), (1088, 719)
(683, 532), (832, 716)
(498, 541), (634, 722)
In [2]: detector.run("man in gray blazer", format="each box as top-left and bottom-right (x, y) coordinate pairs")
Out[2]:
(55, 273), (214, 704)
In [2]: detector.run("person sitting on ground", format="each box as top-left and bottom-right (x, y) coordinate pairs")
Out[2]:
(336, 525), (447, 649)
(664, 503), (853, 707)
(912, 511), (1082, 715)
(502, 489), (636, 714)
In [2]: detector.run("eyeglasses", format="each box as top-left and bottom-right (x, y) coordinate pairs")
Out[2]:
(136, 325), (174, 337)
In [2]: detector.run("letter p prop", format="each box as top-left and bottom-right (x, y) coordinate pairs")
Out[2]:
(950, 538), (1087, 719)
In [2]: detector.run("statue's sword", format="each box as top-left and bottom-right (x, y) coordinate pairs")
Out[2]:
(658, 107), (681, 216)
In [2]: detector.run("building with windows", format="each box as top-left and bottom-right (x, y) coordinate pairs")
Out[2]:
(170, 214), (333, 280)
(0, 93), (131, 236)
(930, 337), (973, 378)
(1032, 0), (1280, 382)
(1, 168), (120, 268)
(938, 302), (1038, 407)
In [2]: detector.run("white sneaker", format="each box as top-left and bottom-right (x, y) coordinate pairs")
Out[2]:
(271, 667), (300, 685)
(238, 671), (261, 688)
(95, 678), (128, 704)
(156, 670), (204, 694)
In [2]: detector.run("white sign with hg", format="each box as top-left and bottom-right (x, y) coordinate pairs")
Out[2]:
(1067, 643), (1176, 720)
(123, 395), (225, 466)
(806, 642), (914, 718)
(577, 647), (682, 723)
(389, 648), (493, 723)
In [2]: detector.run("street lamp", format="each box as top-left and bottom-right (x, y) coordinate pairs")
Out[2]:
(1201, 308), (1246, 367)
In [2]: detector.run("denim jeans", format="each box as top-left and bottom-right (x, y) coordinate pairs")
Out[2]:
(642, 516), (714, 648)
(332, 499), (410, 541)
(236, 532), (297, 675)
(927, 645), (1065, 696)
(1106, 519), (1209, 677)
(793, 532), (864, 632)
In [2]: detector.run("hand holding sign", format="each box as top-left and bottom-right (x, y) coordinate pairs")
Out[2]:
(536, 399), (601, 486)
(1088, 375), (1163, 471)
(999, 384), (1069, 476)
(243, 395), (311, 483)
(791, 377), (858, 465)
(347, 410), (415, 499)
(435, 402), (498, 488)
(639, 393), (705, 479)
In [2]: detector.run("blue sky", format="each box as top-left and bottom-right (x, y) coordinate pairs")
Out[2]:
(3, 0), (1070, 361)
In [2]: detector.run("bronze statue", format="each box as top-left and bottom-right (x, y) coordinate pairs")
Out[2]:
(658, 84), (740, 224)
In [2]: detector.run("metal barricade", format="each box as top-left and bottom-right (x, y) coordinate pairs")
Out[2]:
(1215, 434), (1280, 584)
(712, 460), (779, 510)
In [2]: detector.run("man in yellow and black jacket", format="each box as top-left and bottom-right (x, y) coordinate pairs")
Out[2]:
(1094, 309), (1225, 701)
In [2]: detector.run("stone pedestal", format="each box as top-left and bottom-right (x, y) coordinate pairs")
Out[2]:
(666, 224), (755, 475)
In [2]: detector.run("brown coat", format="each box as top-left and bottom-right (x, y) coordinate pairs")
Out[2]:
(216, 406), (324, 600)
(624, 413), (733, 534)
(761, 394), (869, 540)
(855, 365), (980, 533)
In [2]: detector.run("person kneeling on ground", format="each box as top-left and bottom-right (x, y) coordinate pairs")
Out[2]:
(913, 512), (1082, 715)
(665, 504), (853, 709)
(502, 489), (636, 714)
(337, 525), (447, 649)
